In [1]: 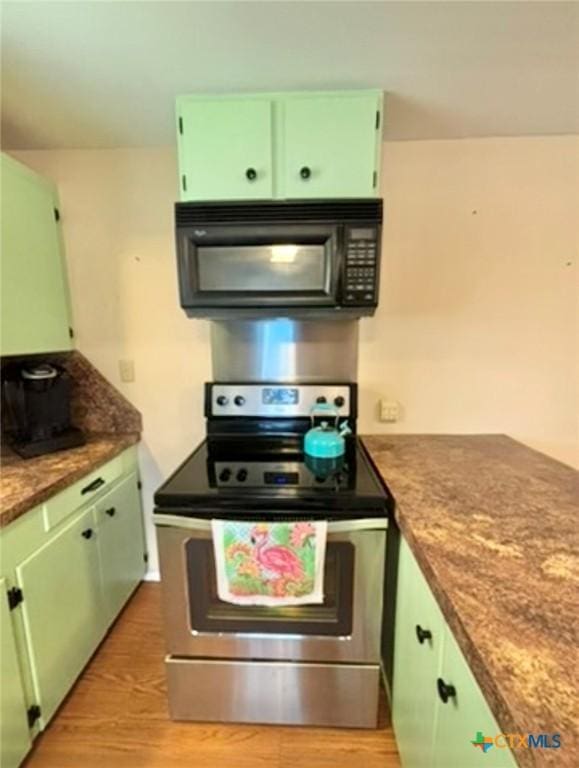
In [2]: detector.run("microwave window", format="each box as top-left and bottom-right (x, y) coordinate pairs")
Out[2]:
(197, 244), (327, 292)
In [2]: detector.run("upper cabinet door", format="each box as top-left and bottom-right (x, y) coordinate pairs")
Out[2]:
(177, 98), (274, 201)
(282, 92), (382, 199)
(0, 154), (72, 356)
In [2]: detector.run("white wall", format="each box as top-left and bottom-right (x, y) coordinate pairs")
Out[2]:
(13, 137), (579, 575)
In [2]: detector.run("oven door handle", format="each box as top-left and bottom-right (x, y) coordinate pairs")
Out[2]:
(154, 513), (388, 533)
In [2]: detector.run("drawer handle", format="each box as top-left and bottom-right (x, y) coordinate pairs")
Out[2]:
(81, 477), (105, 495)
(437, 678), (456, 704)
(81, 528), (94, 540)
(105, 507), (116, 517)
(300, 166), (311, 180)
(416, 624), (432, 644)
(245, 167), (257, 181)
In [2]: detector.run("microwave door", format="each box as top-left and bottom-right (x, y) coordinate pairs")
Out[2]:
(179, 225), (340, 309)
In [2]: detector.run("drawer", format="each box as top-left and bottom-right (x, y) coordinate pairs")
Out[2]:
(165, 657), (380, 727)
(42, 454), (125, 532)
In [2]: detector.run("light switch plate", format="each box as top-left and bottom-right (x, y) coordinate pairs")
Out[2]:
(379, 398), (400, 423)
(119, 359), (135, 383)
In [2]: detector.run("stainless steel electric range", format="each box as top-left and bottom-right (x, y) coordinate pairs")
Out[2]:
(154, 382), (394, 728)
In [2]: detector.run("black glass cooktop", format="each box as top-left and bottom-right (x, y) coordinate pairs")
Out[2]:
(154, 436), (392, 518)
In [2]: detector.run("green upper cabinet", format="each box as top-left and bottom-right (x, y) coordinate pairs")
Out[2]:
(177, 97), (274, 201)
(281, 93), (382, 199)
(176, 90), (383, 202)
(0, 578), (32, 768)
(0, 154), (72, 357)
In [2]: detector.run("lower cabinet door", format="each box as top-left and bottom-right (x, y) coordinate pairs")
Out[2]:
(392, 538), (444, 768)
(433, 627), (517, 768)
(0, 578), (31, 768)
(96, 473), (145, 626)
(16, 507), (103, 725)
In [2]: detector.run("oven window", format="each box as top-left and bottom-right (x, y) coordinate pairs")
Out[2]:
(186, 540), (354, 636)
(197, 244), (327, 293)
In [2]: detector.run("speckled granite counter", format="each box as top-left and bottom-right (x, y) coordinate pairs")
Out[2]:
(362, 435), (579, 768)
(0, 433), (140, 528)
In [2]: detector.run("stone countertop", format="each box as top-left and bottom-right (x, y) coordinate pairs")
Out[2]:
(0, 433), (140, 528)
(362, 434), (579, 768)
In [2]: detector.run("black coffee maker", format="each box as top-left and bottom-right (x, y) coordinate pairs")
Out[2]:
(2, 362), (85, 458)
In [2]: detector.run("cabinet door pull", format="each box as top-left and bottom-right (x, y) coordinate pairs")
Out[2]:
(81, 477), (105, 495)
(81, 528), (94, 540)
(416, 624), (432, 644)
(105, 507), (116, 517)
(437, 677), (456, 704)
(300, 166), (311, 180)
(245, 167), (257, 181)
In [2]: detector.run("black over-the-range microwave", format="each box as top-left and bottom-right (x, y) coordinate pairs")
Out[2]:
(175, 199), (383, 318)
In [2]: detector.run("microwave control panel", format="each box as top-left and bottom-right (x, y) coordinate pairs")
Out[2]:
(342, 226), (379, 305)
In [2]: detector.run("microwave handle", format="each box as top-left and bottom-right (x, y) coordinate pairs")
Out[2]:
(154, 513), (387, 533)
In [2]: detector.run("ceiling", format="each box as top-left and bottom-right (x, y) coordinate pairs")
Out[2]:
(1, 1), (578, 149)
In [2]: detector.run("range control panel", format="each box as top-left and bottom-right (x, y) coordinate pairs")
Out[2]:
(342, 225), (379, 306)
(207, 383), (354, 418)
(211, 461), (349, 488)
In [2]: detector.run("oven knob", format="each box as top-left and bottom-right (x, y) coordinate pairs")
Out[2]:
(234, 395), (246, 407)
(219, 468), (231, 482)
(216, 395), (228, 406)
(316, 396), (327, 404)
(334, 396), (345, 407)
(237, 469), (248, 482)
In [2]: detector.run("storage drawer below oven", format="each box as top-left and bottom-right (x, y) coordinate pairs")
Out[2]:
(165, 656), (380, 728)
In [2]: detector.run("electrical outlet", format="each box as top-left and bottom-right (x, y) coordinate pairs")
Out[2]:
(379, 398), (400, 423)
(119, 359), (135, 383)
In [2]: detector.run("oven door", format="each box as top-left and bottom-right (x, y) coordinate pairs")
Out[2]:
(155, 515), (386, 664)
(177, 224), (340, 309)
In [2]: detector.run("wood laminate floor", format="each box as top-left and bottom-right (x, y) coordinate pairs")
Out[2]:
(25, 583), (401, 768)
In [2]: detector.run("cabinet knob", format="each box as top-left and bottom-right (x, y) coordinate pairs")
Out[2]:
(81, 528), (94, 540)
(300, 166), (311, 180)
(105, 507), (116, 517)
(246, 167), (257, 181)
(416, 624), (432, 644)
(437, 677), (456, 704)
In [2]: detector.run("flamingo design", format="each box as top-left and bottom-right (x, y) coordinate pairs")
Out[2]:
(250, 524), (304, 580)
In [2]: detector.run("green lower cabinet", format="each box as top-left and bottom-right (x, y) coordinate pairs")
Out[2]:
(392, 538), (517, 768)
(0, 579), (31, 768)
(16, 507), (103, 725)
(95, 473), (146, 626)
(433, 627), (517, 768)
(392, 537), (444, 768)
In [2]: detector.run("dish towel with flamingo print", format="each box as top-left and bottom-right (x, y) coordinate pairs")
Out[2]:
(211, 520), (328, 606)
